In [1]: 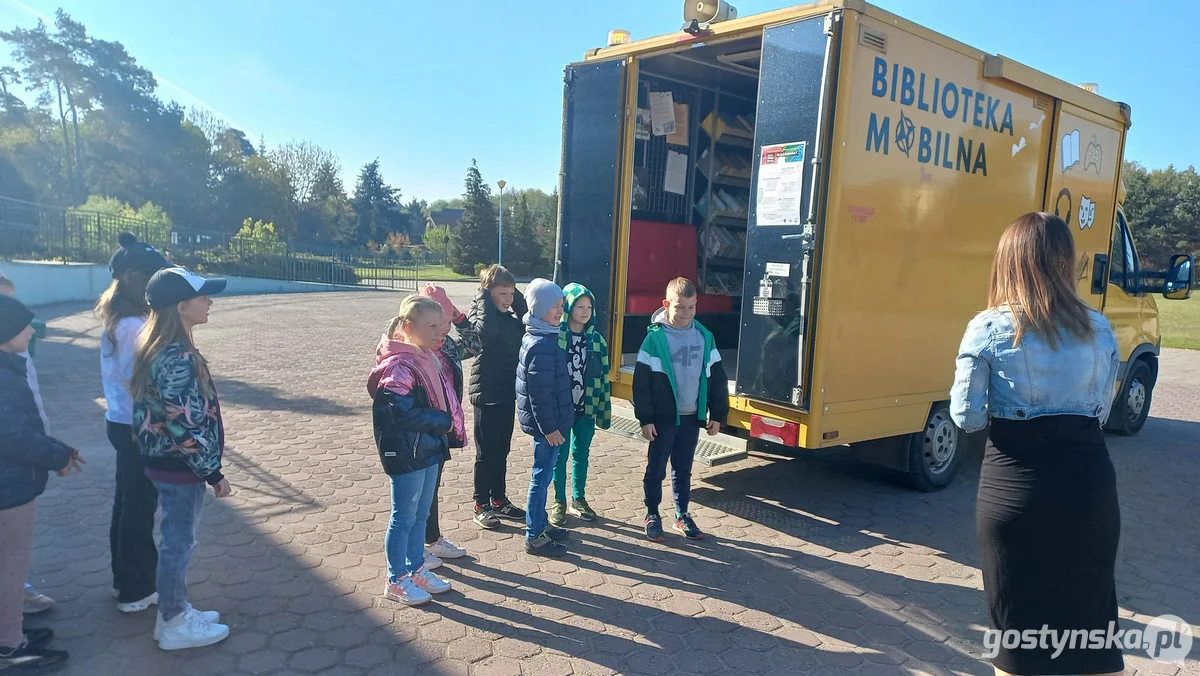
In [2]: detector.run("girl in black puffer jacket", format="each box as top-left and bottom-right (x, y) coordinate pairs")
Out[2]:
(465, 265), (528, 528)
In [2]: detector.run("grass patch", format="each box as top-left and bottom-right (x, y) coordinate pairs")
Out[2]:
(353, 264), (471, 283)
(1159, 296), (1200, 350)
(414, 264), (472, 282)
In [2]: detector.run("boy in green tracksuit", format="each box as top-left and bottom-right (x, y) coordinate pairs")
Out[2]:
(632, 277), (728, 541)
(548, 283), (611, 526)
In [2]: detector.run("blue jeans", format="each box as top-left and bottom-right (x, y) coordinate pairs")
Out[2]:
(385, 464), (439, 583)
(525, 436), (561, 541)
(643, 415), (700, 515)
(152, 481), (206, 622)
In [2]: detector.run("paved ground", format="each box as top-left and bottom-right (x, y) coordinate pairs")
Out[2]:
(16, 285), (1200, 675)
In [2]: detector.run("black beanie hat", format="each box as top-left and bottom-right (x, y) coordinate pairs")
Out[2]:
(109, 232), (171, 278)
(0, 295), (35, 346)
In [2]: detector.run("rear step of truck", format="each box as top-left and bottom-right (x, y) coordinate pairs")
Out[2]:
(606, 412), (748, 467)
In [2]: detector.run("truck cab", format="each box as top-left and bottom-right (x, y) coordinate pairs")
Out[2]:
(1103, 197), (1193, 435)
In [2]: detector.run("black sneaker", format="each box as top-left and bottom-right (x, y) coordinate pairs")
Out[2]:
(645, 513), (665, 542)
(524, 532), (568, 557)
(673, 512), (704, 539)
(544, 526), (569, 541)
(0, 642), (68, 670)
(22, 628), (53, 648)
(491, 499), (526, 521)
(473, 504), (501, 529)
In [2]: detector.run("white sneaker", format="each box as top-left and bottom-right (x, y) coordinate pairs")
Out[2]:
(156, 608), (230, 650)
(412, 566), (452, 595)
(155, 605), (220, 641)
(384, 575), (431, 606)
(117, 592), (158, 614)
(427, 537), (467, 559)
(423, 550), (443, 571)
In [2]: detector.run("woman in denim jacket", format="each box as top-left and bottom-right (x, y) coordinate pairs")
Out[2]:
(951, 213), (1122, 676)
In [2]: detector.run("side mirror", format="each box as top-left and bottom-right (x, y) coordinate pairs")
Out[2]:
(1164, 254), (1195, 300)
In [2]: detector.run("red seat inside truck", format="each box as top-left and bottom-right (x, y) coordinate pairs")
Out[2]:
(625, 219), (734, 315)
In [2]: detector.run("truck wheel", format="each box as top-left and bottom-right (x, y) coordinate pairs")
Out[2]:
(1105, 359), (1153, 436)
(905, 403), (964, 492)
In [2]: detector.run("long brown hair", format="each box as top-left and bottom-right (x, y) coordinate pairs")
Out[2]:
(988, 212), (1093, 348)
(129, 303), (201, 402)
(95, 270), (152, 353)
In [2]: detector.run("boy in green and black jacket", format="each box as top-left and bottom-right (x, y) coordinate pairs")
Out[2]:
(548, 283), (611, 527)
(632, 277), (728, 542)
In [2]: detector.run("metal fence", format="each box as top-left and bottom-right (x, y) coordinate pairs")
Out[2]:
(0, 196), (418, 291)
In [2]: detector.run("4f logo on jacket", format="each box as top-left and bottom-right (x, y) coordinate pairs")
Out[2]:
(672, 345), (702, 368)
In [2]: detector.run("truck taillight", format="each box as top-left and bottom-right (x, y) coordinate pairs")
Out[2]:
(750, 415), (799, 447)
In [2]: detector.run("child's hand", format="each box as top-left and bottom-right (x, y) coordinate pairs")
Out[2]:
(57, 449), (84, 476)
(424, 284), (461, 320)
(546, 431), (566, 447)
(212, 479), (232, 498)
(641, 424), (657, 441)
(705, 421), (721, 436)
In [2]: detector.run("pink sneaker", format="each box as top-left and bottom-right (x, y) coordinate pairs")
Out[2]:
(385, 575), (431, 606)
(411, 567), (452, 595)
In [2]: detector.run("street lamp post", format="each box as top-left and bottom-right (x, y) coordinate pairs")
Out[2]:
(497, 180), (506, 266)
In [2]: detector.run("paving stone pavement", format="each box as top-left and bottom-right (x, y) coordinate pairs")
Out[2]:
(16, 286), (1200, 675)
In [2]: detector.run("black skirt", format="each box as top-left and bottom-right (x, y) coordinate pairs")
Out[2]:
(976, 415), (1124, 675)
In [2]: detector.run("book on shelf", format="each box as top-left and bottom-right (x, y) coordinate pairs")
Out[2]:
(704, 270), (743, 296)
(701, 110), (756, 144)
(697, 147), (753, 182)
(695, 193), (749, 222)
(701, 225), (746, 260)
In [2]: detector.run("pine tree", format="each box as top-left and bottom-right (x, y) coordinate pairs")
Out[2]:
(448, 160), (496, 275)
(301, 159), (355, 244)
(501, 193), (549, 277)
(351, 159), (405, 247)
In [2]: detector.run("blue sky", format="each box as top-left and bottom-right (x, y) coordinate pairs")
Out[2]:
(2, 0), (1196, 202)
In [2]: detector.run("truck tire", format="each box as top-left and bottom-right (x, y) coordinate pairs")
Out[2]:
(1104, 359), (1153, 436)
(905, 403), (965, 492)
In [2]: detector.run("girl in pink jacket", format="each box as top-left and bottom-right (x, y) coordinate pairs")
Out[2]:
(367, 295), (464, 606)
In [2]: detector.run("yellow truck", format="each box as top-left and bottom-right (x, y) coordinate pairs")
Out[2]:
(552, 0), (1195, 490)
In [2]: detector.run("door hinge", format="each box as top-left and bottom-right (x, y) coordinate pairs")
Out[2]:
(824, 11), (841, 36)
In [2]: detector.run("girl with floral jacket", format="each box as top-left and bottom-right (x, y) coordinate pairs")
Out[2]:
(130, 267), (231, 651)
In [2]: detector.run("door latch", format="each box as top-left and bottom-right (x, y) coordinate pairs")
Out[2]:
(1090, 253), (1109, 295)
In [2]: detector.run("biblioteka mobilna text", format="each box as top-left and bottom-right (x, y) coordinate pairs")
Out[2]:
(865, 56), (1017, 177)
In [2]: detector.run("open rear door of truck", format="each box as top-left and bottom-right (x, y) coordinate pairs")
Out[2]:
(735, 12), (842, 409)
(555, 58), (632, 344)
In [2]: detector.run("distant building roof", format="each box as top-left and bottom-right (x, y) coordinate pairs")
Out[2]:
(428, 208), (464, 227)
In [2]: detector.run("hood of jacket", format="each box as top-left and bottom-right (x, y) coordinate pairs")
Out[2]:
(650, 306), (695, 331)
(560, 283), (597, 335)
(368, 335), (425, 397)
(368, 334), (467, 445)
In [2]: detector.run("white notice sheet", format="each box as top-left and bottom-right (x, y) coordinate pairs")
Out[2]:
(649, 91), (676, 136)
(664, 150), (687, 195)
(755, 142), (806, 226)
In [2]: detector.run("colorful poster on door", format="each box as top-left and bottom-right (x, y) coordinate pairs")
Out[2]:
(756, 142), (806, 226)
